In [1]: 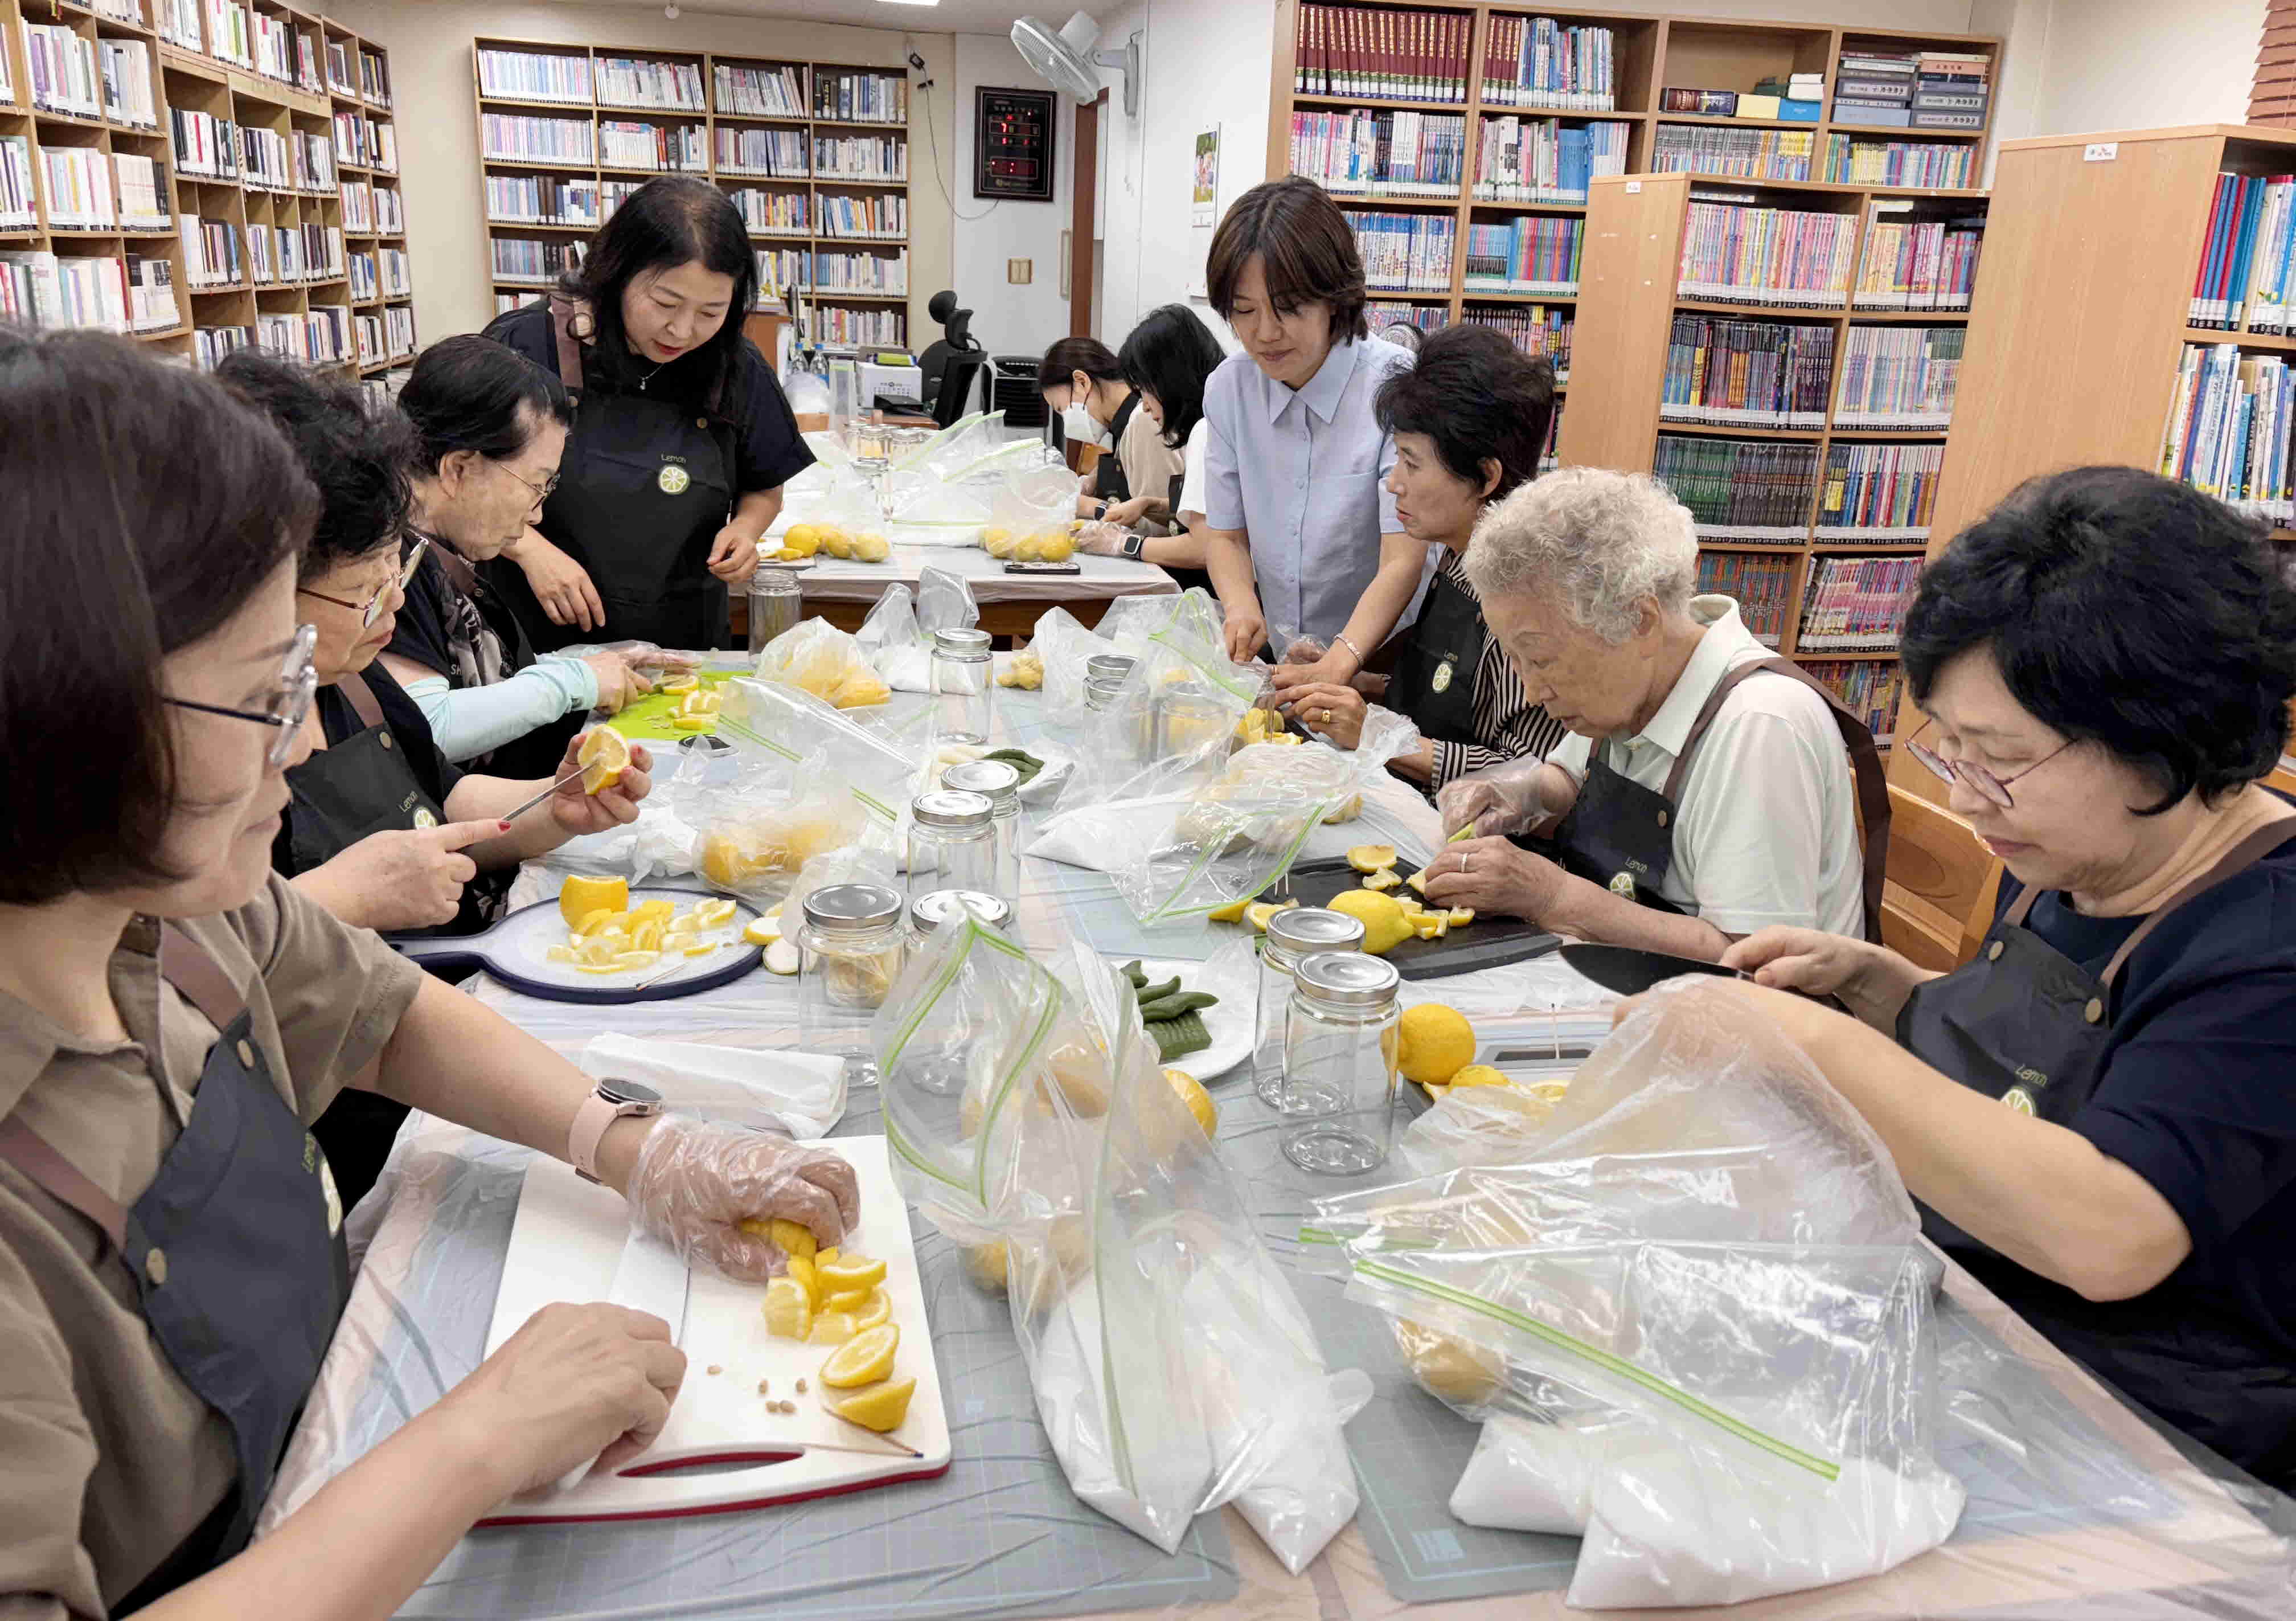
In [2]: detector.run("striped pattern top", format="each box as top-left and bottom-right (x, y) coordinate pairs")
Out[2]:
(1425, 546), (1572, 788)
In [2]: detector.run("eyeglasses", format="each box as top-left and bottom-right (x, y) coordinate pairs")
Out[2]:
(1904, 717), (2076, 810)
(166, 623), (319, 771)
(297, 536), (429, 630)
(497, 460), (560, 510)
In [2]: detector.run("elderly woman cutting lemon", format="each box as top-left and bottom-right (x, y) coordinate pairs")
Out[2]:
(1418, 468), (1886, 958)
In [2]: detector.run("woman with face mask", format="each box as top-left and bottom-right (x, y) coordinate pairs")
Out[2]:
(375, 335), (679, 778)
(1035, 335), (1185, 527)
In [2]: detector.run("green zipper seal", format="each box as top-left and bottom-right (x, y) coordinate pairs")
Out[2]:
(1353, 1258), (1841, 1481)
(715, 718), (900, 823)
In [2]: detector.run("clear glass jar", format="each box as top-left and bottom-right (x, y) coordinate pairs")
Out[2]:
(907, 788), (997, 904)
(908, 887), (1012, 941)
(1085, 653), (1137, 686)
(747, 565), (803, 652)
(930, 626), (994, 746)
(1256, 907), (1367, 1109)
(1281, 952), (1401, 1176)
(1154, 682), (1229, 758)
(852, 453), (892, 518)
(797, 882), (907, 1087)
(940, 757), (1023, 909)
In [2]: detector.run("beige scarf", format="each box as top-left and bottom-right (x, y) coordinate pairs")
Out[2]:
(2082, 784), (2296, 916)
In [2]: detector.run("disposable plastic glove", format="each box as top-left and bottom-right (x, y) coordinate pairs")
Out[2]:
(624, 1116), (862, 1281)
(1073, 520), (1130, 556)
(1436, 753), (1553, 840)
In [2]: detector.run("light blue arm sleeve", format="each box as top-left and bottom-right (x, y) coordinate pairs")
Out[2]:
(401, 657), (600, 764)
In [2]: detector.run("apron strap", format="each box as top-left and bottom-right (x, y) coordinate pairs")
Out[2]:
(158, 923), (251, 1032)
(2098, 820), (2296, 988)
(337, 673), (387, 732)
(547, 293), (587, 397)
(1658, 656), (1893, 942)
(2002, 880), (2046, 928)
(0, 1116), (130, 1252)
(420, 531), (481, 597)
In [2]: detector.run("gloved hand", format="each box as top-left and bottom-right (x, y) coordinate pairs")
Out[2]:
(599, 641), (700, 674)
(1435, 754), (1555, 840)
(623, 1117), (862, 1282)
(1073, 520), (1130, 556)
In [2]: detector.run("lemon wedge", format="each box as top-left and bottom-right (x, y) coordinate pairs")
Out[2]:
(691, 898), (738, 931)
(762, 1276), (811, 1340)
(785, 1251), (820, 1307)
(815, 1253), (887, 1293)
(822, 1287), (871, 1315)
(819, 1323), (899, 1388)
(577, 728), (630, 795)
(807, 1311), (858, 1345)
(559, 875), (628, 927)
(743, 916), (781, 947)
(852, 1289), (893, 1331)
(827, 1377), (916, 1434)
(1346, 844), (1398, 873)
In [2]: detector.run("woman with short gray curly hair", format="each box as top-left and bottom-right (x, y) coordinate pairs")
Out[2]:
(1418, 466), (1887, 959)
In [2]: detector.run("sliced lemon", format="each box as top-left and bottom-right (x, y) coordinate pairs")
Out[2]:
(1346, 844), (1399, 874)
(768, 1218), (816, 1263)
(630, 898), (675, 925)
(1447, 906), (1476, 926)
(631, 918), (665, 953)
(559, 874), (628, 927)
(691, 898), (738, 931)
(576, 938), (620, 967)
(817, 1247), (839, 1267)
(1207, 895), (1252, 924)
(816, 1253), (885, 1293)
(661, 676), (700, 696)
(852, 1289), (893, 1331)
(577, 728), (631, 795)
(682, 942), (718, 957)
(822, 1287), (871, 1314)
(807, 1311), (858, 1345)
(827, 1376), (916, 1434)
(1412, 915), (1444, 942)
(762, 1276), (811, 1340)
(1244, 899), (1298, 932)
(546, 945), (579, 963)
(576, 960), (633, 975)
(610, 950), (661, 969)
(572, 907), (625, 938)
(1405, 870), (1429, 896)
(1361, 868), (1402, 891)
(818, 1323), (899, 1388)
(743, 916), (782, 947)
(786, 1251), (821, 1306)
(672, 714), (714, 731)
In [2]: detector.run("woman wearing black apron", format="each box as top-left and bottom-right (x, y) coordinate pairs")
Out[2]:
(1273, 322), (1568, 792)
(1709, 468), (2296, 1488)
(378, 335), (683, 781)
(1037, 334), (1184, 525)
(0, 329), (860, 1618)
(483, 177), (814, 652)
(1069, 305), (1226, 589)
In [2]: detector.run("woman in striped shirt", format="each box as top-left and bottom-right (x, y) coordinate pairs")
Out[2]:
(1275, 321), (1565, 789)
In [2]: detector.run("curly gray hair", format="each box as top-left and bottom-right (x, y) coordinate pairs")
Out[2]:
(1462, 466), (1698, 643)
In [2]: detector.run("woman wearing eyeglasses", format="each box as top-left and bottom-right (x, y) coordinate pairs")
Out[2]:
(0, 329), (860, 1621)
(374, 335), (676, 779)
(1687, 468), (2296, 1487)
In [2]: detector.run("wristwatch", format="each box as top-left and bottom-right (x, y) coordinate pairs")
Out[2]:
(1121, 531), (1146, 560)
(568, 1077), (663, 1184)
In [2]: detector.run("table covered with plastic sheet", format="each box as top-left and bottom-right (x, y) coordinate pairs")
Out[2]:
(264, 685), (2296, 1621)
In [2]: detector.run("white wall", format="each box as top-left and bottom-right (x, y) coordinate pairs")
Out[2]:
(2019, 0), (2266, 139)
(944, 34), (1076, 358)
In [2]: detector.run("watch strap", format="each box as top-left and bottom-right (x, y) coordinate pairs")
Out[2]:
(569, 1087), (655, 1183)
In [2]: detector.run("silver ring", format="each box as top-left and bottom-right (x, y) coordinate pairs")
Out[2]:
(1462, 852), (1472, 873)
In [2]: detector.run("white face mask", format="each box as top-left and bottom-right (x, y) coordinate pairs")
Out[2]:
(1060, 402), (1111, 447)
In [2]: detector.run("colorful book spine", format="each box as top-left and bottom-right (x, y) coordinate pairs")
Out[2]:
(1654, 435), (1822, 540)
(1816, 442), (1946, 538)
(1461, 302), (1571, 377)
(1678, 202), (1856, 308)
(1471, 117), (1627, 202)
(1462, 215), (1580, 294)
(1832, 326), (1964, 427)
(1659, 315), (1835, 428)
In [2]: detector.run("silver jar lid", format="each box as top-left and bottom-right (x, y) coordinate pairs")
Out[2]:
(941, 758), (1020, 808)
(909, 888), (1012, 934)
(932, 627), (992, 656)
(852, 454), (891, 473)
(1293, 951), (1400, 1009)
(911, 788), (995, 830)
(801, 882), (904, 934)
(1265, 906), (1367, 959)
(1085, 653), (1137, 681)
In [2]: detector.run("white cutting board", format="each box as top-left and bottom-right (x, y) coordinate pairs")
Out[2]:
(477, 1135), (950, 1525)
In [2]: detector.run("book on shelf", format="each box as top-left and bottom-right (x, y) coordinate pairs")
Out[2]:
(1654, 435), (1822, 541)
(594, 56), (707, 112)
(598, 120), (708, 173)
(600, 178), (649, 222)
(40, 148), (117, 231)
(1292, 110), (1466, 198)
(202, 0), (252, 70)
(813, 71), (905, 124)
(178, 213), (243, 286)
(1294, 6), (1471, 106)
(1678, 201), (1857, 309)
(2190, 171), (2296, 331)
(326, 38), (356, 95)
(716, 125), (809, 177)
(25, 23), (101, 120)
(482, 113), (596, 166)
(1662, 316), (1835, 429)
(817, 191), (905, 237)
(478, 48), (593, 104)
(1653, 125), (1815, 183)
(1472, 117), (1627, 203)
(1478, 15), (1613, 111)
(484, 173), (601, 227)
(2160, 343), (2296, 521)
(715, 62), (808, 118)
(809, 304), (905, 347)
(1804, 661), (1904, 744)
(1797, 555), (1922, 652)
(1822, 135), (1974, 190)
(726, 186), (809, 235)
(1342, 210), (1456, 294)
(812, 248), (907, 295)
(99, 40), (159, 129)
(1368, 300), (1451, 337)
(249, 10), (295, 84)
(1696, 551), (1797, 646)
(157, 0), (203, 54)
(362, 47), (392, 107)
(1817, 441), (1944, 539)
(192, 325), (253, 371)
(113, 154), (171, 228)
(125, 253), (175, 332)
(491, 235), (587, 284)
(0, 250), (132, 333)
(1852, 208), (1984, 310)
(753, 245), (807, 297)
(1832, 325), (1963, 427)
(1754, 72), (1826, 104)
(812, 132), (906, 181)
(1462, 302), (1571, 378)
(1462, 215), (1580, 296)
(1, 137), (35, 231)
(297, 33), (325, 97)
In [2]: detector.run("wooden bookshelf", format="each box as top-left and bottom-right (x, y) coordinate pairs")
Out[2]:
(1877, 123), (2296, 803)
(0, 0), (411, 378)
(470, 38), (912, 350)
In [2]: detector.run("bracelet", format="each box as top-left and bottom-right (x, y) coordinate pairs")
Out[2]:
(1332, 633), (1367, 670)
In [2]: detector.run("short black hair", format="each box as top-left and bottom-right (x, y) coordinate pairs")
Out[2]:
(1206, 177), (1368, 345)
(1375, 322), (1553, 500)
(567, 175), (758, 420)
(214, 350), (417, 574)
(1117, 304), (1225, 449)
(0, 328), (316, 903)
(401, 333), (572, 478)
(1901, 466), (2296, 813)
(1036, 335), (1120, 394)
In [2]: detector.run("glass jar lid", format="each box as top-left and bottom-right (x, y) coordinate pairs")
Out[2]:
(801, 882), (904, 934)
(932, 627), (993, 656)
(1293, 951), (1400, 1009)
(1085, 653), (1137, 681)
(911, 788), (995, 830)
(941, 758), (1020, 808)
(1265, 906), (1367, 959)
(909, 888), (1012, 934)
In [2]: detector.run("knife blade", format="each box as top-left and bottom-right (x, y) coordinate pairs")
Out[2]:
(1558, 942), (1744, 998)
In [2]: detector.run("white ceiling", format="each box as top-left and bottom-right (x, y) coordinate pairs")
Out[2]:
(557, 0), (1113, 36)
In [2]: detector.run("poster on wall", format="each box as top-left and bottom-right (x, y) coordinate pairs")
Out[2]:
(1191, 126), (1220, 227)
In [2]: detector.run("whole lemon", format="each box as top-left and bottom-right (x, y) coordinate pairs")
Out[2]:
(1326, 889), (1413, 955)
(820, 527), (855, 559)
(1038, 533), (1076, 563)
(1163, 1067), (1218, 1137)
(1396, 1004), (1476, 1086)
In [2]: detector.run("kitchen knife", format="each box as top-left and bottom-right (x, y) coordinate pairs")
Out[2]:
(1558, 942), (1745, 998)
(555, 1228), (690, 1491)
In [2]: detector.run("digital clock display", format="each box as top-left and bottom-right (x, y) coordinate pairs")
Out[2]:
(974, 87), (1055, 202)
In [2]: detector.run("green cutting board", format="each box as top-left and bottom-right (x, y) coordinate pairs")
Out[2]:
(606, 670), (739, 742)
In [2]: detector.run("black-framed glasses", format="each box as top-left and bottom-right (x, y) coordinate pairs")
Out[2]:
(1904, 717), (2076, 810)
(297, 536), (428, 630)
(166, 623), (319, 771)
(497, 459), (560, 510)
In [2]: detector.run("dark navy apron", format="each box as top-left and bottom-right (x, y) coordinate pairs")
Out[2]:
(1091, 391), (1141, 504)
(489, 294), (740, 652)
(1897, 820), (2296, 1479)
(1384, 561), (1482, 747)
(1535, 656), (1890, 940)
(0, 924), (347, 1610)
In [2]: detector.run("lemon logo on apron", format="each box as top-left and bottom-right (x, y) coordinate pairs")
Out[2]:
(658, 464), (691, 496)
(1431, 659), (1454, 694)
(1609, 871), (1638, 899)
(2002, 1086), (2037, 1116)
(411, 806), (437, 829)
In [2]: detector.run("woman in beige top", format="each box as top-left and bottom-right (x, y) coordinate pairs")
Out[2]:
(0, 329), (862, 1618)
